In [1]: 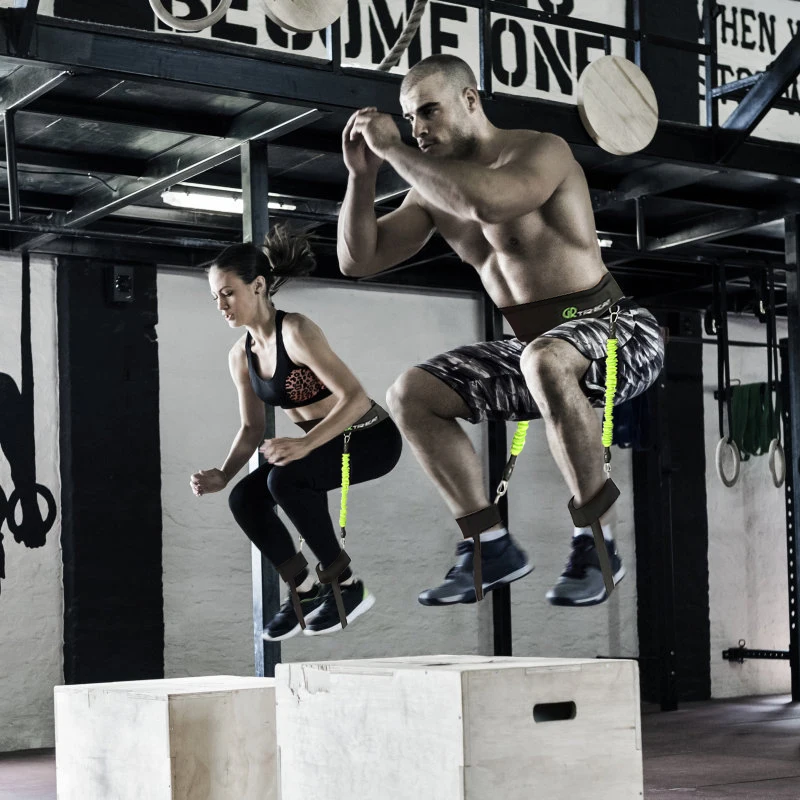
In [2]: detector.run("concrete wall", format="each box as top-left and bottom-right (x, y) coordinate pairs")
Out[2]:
(0, 256), (62, 750)
(508, 420), (637, 661)
(158, 273), (638, 671)
(158, 270), (250, 677)
(705, 314), (791, 698)
(158, 274), (794, 696)
(158, 274), (489, 671)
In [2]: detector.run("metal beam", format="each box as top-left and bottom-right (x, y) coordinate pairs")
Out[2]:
(0, 64), (70, 111)
(23, 97), (231, 138)
(14, 105), (322, 252)
(12, 18), (800, 182)
(719, 32), (800, 161)
(0, 143), (145, 177)
(0, 218), (229, 248)
(711, 73), (761, 98)
(592, 165), (720, 212)
(649, 203), (800, 251)
(31, 236), (217, 267)
(0, 188), (72, 212)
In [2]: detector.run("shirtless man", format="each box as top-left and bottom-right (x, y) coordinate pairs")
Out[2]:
(337, 54), (664, 608)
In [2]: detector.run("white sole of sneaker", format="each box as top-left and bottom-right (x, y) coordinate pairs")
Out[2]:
(546, 565), (626, 607)
(420, 562), (535, 606)
(303, 591), (376, 636)
(262, 603), (327, 642)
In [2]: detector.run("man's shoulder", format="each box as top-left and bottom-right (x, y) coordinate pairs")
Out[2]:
(503, 129), (570, 158)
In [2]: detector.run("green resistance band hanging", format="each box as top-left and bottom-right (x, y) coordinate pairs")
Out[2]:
(494, 307), (620, 500)
(339, 429), (352, 539)
(297, 429), (352, 555)
(494, 420), (530, 502)
(602, 308), (620, 475)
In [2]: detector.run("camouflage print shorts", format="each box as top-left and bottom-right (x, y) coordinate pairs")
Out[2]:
(416, 302), (664, 424)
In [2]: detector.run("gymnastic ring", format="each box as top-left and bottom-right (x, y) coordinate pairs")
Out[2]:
(769, 438), (785, 489)
(6, 484), (58, 546)
(715, 437), (741, 488)
(149, 0), (232, 32)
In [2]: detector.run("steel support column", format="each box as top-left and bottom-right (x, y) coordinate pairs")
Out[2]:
(702, 0), (719, 129)
(483, 294), (512, 656)
(243, 139), (280, 678)
(4, 110), (20, 222)
(781, 214), (800, 701)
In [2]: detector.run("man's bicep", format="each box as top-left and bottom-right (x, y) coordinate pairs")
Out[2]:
(375, 195), (435, 268)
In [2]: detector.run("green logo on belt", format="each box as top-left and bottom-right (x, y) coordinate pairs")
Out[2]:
(562, 306), (578, 319)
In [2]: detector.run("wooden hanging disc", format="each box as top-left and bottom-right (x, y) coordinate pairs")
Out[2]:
(577, 55), (659, 156)
(262, 0), (348, 33)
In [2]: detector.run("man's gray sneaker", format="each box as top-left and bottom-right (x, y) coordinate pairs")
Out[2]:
(546, 535), (625, 607)
(418, 534), (534, 606)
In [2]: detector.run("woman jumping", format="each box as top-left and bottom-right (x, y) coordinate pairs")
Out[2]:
(190, 226), (402, 640)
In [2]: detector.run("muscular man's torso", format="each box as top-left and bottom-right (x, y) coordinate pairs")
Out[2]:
(416, 130), (608, 308)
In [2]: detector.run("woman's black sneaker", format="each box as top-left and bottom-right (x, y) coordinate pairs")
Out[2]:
(262, 584), (329, 641)
(304, 580), (375, 636)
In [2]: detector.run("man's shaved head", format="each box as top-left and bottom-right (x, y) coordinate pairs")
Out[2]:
(399, 55), (487, 160)
(401, 55), (478, 98)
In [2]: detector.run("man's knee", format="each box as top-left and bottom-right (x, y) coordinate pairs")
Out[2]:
(521, 339), (583, 411)
(388, 367), (470, 426)
(386, 368), (429, 419)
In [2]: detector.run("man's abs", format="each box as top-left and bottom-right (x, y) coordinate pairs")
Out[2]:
(430, 208), (607, 307)
(425, 167), (606, 307)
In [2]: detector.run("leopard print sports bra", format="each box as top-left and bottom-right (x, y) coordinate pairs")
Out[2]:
(245, 310), (333, 409)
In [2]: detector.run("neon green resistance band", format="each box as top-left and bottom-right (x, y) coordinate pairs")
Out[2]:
(496, 308), (620, 497)
(602, 311), (619, 474)
(602, 339), (618, 448)
(339, 429), (352, 538)
(494, 420), (530, 501)
(511, 420), (529, 456)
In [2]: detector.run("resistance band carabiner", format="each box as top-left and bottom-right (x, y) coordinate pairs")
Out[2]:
(494, 421), (530, 502)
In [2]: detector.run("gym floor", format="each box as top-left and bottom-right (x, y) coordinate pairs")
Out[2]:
(1, 694), (797, 799)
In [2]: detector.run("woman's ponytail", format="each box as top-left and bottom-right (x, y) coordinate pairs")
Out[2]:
(208, 223), (316, 294)
(262, 223), (316, 294)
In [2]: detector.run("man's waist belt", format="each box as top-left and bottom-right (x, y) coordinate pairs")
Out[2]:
(499, 273), (625, 343)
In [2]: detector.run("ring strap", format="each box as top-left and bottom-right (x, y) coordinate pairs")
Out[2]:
(316, 549), (352, 628)
(456, 505), (503, 602)
(276, 552), (310, 630)
(568, 480), (620, 597)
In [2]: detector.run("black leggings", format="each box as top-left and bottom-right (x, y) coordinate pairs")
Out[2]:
(228, 418), (402, 579)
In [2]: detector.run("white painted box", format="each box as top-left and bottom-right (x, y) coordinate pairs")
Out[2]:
(276, 655), (643, 800)
(54, 675), (276, 800)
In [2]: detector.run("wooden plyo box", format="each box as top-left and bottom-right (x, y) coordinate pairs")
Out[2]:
(54, 676), (276, 800)
(276, 655), (643, 800)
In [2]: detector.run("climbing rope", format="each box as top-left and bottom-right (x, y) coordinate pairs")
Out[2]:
(377, 0), (430, 71)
